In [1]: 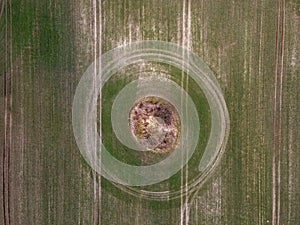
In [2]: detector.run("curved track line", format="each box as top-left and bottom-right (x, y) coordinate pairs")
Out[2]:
(72, 41), (230, 200)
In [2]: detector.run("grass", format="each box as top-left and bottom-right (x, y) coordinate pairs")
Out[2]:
(2, 0), (299, 224)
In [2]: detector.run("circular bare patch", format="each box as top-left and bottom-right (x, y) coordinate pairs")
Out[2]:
(129, 96), (180, 153)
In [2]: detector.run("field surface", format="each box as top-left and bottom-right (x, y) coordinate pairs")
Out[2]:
(1, 0), (299, 224)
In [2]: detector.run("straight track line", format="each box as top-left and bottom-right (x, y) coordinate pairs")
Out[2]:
(2, 1), (8, 224)
(7, 0), (12, 224)
(272, 0), (283, 224)
(277, 0), (285, 224)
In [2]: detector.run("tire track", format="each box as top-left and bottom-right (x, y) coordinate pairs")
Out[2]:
(272, 0), (285, 224)
(8, 0), (12, 224)
(0, 0), (6, 19)
(272, 0), (280, 223)
(184, 1), (191, 224)
(97, 1), (102, 224)
(2, 61), (7, 225)
(180, 1), (186, 224)
(2, 1), (8, 224)
(180, 0), (190, 224)
(277, 0), (285, 224)
(92, 1), (102, 224)
(2, 1), (13, 224)
(92, 0), (99, 224)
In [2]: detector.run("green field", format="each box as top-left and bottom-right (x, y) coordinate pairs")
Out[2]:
(1, 0), (299, 224)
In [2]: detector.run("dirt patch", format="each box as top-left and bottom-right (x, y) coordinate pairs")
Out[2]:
(129, 96), (180, 153)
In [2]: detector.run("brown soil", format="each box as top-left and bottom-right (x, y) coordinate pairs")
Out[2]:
(129, 96), (180, 153)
